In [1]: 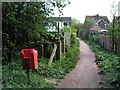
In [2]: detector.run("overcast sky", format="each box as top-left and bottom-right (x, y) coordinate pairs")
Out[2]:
(54, 0), (119, 23)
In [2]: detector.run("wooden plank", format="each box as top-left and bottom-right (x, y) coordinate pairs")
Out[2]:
(48, 44), (57, 66)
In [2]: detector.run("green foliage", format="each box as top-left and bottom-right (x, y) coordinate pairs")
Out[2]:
(109, 73), (120, 88)
(82, 18), (93, 39)
(108, 19), (120, 39)
(86, 40), (120, 88)
(71, 18), (84, 38)
(2, 31), (79, 88)
(71, 33), (77, 45)
(61, 26), (77, 34)
(71, 18), (81, 29)
(108, 17), (120, 55)
(37, 37), (79, 79)
(84, 18), (93, 30)
(2, 59), (55, 88)
(2, 1), (70, 64)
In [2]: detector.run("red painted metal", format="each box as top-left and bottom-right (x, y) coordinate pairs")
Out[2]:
(20, 49), (38, 70)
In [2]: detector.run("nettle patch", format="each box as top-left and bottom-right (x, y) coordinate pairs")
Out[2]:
(2, 59), (55, 88)
(86, 41), (120, 88)
(37, 38), (79, 79)
(2, 36), (79, 88)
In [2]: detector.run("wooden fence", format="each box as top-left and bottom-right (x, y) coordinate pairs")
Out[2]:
(99, 36), (112, 51)
(38, 32), (71, 63)
(79, 31), (120, 56)
(93, 35), (120, 56)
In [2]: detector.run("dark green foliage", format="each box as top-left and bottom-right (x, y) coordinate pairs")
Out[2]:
(2, 33), (79, 88)
(109, 73), (120, 88)
(2, 59), (55, 88)
(82, 18), (93, 39)
(2, 1), (70, 64)
(2, 2), (46, 64)
(108, 16), (120, 55)
(37, 37), (79, 79)
(86, 40), (120, 88)
(2, 1), (81, 89)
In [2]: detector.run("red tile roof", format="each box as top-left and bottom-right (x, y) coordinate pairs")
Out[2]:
(90, 25), (104, 31)
(86, 16), (94, 19)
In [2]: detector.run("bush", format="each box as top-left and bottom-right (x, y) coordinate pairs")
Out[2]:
(2, 59), (55, 88)
(37, 37), (79, 79)
(2, 32), (80, 88)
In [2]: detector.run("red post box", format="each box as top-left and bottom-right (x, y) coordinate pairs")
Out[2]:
(20, 49), (38, 70)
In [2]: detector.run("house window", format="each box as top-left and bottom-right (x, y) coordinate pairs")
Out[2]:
(64, 22), (68, 26)
(104, 24), (107, 28)
(95, 23), (98, 26)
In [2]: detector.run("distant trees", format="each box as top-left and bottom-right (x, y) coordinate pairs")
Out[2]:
(108, 1), (120, 55)
(2, 1), (70, 64)
(83, 18), (93, 39)
(71, 18), (84, 37)
(108, 17), (120, 55)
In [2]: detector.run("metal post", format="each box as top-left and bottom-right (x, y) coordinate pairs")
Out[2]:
(40, 44), (44, 58)
(24, 58), (30, 84)
(58, 21), (60, 40)
(64, 32), (66, 54)
(56, 16), (61, 60)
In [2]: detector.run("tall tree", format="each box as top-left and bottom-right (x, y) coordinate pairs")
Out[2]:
(109, 1), (120, 55)
(2, 1), (70, 64)
(71, 18), (84, 37)
(83, 18), (93, 39)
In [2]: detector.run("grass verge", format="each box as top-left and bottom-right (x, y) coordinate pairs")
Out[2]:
(2, 37), (79, 88)
(86, 40), (120, 88)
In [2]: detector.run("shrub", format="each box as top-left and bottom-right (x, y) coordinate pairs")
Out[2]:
(37, 37), (79, 79)
(2, 32), (80, 88)
(86, 40), (120, 88)
(2, 59), (55, 88)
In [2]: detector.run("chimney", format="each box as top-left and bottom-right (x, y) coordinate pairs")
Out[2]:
(96, 13), (99, 19)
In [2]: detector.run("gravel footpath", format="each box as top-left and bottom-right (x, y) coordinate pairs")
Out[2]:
(57, 40), (101, 88)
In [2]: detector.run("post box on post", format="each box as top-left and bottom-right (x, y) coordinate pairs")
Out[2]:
(20, 48), (38, 84)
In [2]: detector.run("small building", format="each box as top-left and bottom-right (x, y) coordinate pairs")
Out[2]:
(84, 14), (110, 29)
(84, 14), (110, 39)
(45, 17), (71, 32)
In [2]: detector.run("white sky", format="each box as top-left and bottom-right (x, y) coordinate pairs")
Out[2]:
(54, 0), (119, 23)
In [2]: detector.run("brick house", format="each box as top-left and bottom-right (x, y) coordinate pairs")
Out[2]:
(84, 14), (110, 39)
(84, 14), (110, 30)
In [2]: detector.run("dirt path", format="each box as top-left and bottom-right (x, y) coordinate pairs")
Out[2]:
(57, 40), (101, 88)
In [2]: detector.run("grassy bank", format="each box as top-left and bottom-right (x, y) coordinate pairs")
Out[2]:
(2, 35), (79, 88)
(37, 37), (79, 79)
(86, 40), (120, 88)
(2, 59), (55, 88)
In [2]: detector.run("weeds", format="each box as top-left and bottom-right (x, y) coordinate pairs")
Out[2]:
(86, 40), (120, 88)
(2, 59), (55, 88)
(37, 37), (79, 79)
(2, 36), (79, 88)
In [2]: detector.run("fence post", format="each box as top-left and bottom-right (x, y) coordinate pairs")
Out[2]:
(63, 32), (66, 54)
(48, 44), (57, 66)
(56, 40), (61, 60)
